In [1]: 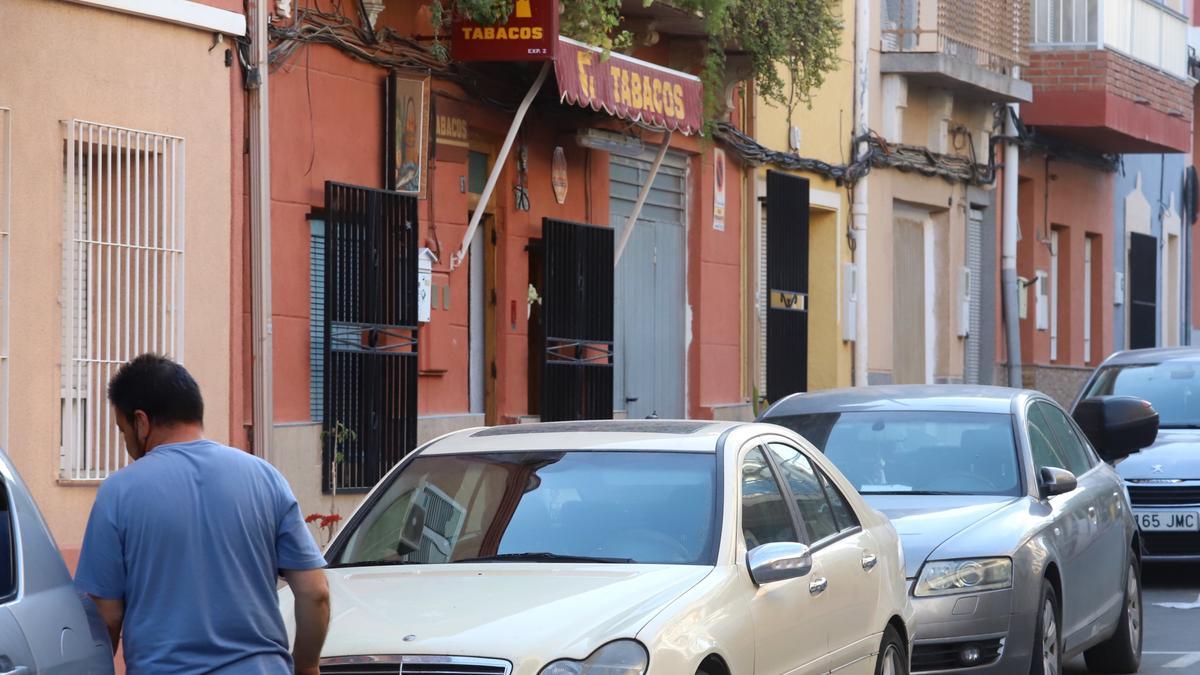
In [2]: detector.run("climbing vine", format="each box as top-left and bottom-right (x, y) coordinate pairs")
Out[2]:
(428, 0), (842, 124)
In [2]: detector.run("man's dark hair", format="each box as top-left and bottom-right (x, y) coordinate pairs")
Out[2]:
(107, 353), (204, 425)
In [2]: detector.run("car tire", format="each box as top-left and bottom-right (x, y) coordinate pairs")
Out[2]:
(1030, 579), (1062, 675)
(875, 625), (908, 675)
(1083, 555), (1143, 674)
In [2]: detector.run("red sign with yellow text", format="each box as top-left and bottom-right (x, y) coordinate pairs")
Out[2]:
(554, 37), (704, 135)
(451, 0), (558, 61)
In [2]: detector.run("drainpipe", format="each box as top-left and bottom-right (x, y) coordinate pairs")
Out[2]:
(851, 0), (870, 387)
(248, 0), (274, 461)
(1002, 81), (1022, 388)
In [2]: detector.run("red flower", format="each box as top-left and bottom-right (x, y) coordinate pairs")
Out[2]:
(320, 514), (343, 528)
(305, 513), (324, 524)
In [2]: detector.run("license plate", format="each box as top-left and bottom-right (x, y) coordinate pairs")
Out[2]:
(1134, 510), (1200, 532)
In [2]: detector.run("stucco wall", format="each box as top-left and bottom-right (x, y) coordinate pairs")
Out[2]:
(1112, 153), (1188, 351)
(0, 0), (233, 554)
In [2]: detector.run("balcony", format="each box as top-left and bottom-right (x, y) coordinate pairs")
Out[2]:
(881, 0), (1033, 102)
(1023, 0), (1192, 153)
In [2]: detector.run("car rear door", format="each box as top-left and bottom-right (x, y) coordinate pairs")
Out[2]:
(739, 444), (830, 675)
(765, 441), (881, 675)
(0, 454), (113, 674)
(1, 475), (37, 673)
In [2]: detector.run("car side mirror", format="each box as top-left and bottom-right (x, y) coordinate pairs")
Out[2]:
(747, 542), (813, 586)
(1039, 466), (1078, 498)
(1072, 396), (1159, 463)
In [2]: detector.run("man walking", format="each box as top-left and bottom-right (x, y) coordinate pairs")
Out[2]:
(75, 354), (330, 674)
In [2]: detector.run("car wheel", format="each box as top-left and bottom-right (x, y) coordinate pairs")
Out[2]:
(1083, 555), (1143, 674)
(875, 625), (908, 675)
(1030, 579), (1062, 675)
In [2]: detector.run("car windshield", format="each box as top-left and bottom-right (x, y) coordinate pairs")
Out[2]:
(766, 411), (1021, 496)
(1083, 363), (1200, 428)
(333, 450), (718, 567)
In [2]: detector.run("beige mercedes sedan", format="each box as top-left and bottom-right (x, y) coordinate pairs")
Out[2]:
(281, 420), (916, 675)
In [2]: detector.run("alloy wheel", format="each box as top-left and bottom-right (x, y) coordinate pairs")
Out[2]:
(1043, 598), (1060, 675)
(1127, 567), (1142, 650)
(881, 643), (903, 675)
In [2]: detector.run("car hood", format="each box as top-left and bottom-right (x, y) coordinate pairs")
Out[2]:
(284, 564), (712, 663)
(1117, 429), (1200, 480)
(864, 495), (1020, 577)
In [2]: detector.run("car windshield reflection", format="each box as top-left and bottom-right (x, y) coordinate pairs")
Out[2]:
(1084, 363), (1200, 428)
(767, 411), (1021, 497)
(333, 450), (718, 567)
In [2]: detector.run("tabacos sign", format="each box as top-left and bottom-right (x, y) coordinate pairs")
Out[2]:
(452, 0), (559, 61)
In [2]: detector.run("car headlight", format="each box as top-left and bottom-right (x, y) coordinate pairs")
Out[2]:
(539, 639), (649, 675)
(914, 558), (1012, 597)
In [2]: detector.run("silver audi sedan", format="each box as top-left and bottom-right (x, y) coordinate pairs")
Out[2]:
(760, 385), (1157, 675)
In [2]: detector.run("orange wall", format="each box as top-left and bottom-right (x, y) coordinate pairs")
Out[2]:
(1013, 155), (1114, 368)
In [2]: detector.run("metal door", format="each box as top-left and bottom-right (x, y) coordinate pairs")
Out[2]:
(540, 218), (614, 422)
(1129, 232), (1157, 349)
(612, 154), (687, 419)
(765, 171), (810, 402)
(893, 217), (927, 383)
(965, 208), (984, 383)
(323, 182), (418, 492)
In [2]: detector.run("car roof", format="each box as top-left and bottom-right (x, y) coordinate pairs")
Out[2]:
(762, 384), (1032, 417)
(418, 419), (759, 455)
(1101, 347), (1200, 366)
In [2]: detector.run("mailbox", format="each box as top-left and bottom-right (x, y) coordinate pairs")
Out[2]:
(418, 247), (437, 323)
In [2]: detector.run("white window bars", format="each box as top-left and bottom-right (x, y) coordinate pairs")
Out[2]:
(0, 107), (11, 453)
(61, 120), (185, 481)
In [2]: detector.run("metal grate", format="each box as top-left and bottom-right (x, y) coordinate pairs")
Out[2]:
(883, 0), (1028, 73)
(60, 120), (185, 481)
(0, 107), (10, 452)
(322, 182), (418, 492)
(1128, 485), (1200, 505)
(320, 656), (511, 675)
(310, 219), (326, 422)
(765, 171), (809, 402)
(540, 219), (613, 423)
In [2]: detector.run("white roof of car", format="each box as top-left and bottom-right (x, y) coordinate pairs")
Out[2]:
(419, 419), (752, 455)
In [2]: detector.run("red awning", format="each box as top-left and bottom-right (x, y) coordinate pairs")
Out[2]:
(554, 37), (703, 135)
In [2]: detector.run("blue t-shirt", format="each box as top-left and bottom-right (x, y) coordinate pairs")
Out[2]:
(75, 440), (326, 674)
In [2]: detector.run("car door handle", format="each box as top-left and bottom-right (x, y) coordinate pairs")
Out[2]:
(861, 553), (878, 571)
(809, 577), (828, 595)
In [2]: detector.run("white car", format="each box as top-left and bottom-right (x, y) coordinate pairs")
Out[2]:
(282, 420), (915, 675)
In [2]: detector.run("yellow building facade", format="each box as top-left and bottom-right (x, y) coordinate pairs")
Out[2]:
(744, 1), (856, 403)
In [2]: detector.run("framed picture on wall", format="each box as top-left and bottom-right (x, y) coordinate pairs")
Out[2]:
(386, 72), (430, 197)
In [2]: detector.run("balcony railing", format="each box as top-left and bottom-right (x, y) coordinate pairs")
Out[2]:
(1030, 0), (1188, 78)
(882, 0), (1029, 74)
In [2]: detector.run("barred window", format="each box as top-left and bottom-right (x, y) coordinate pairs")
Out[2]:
(60, 120), (185, 480)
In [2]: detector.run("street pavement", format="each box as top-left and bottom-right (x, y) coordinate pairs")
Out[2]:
(1066, 563), (1200, 674)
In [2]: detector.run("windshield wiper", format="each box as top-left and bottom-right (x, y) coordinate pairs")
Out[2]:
(326, 559), (424, 569)
(454, 552), (634, 564)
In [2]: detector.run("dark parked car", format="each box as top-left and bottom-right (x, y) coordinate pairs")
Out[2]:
(761, 385), (1158, 675)
(1073, 347), (1200, 561)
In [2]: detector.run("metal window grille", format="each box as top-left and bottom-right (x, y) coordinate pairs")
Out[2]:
(61, 120), (185, 481)
(310, 219), (325, 422)
(0, 108), (11, 451)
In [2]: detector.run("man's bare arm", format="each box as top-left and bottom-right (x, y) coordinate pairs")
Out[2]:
(88, 595), (125, 655)
(283, 568), (330, 675)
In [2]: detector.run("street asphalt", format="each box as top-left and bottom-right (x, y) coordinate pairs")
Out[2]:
(1066, 563), (1200, 674)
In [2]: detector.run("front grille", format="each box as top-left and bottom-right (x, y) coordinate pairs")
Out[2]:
(912, 638), (1003, 672)
(320, 656), (511, 675)
(1128, 485), (1200, 505)
(1142, 531), (1200, 556)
